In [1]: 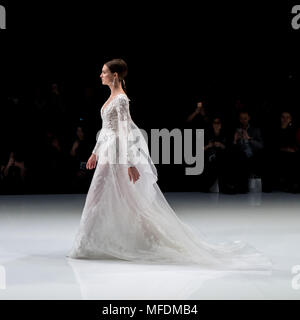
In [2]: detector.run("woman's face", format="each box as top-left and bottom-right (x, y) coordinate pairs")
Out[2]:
(281, 112), (292, 127)
(100, 64), (114, 86)
(212, 118), (222, 130)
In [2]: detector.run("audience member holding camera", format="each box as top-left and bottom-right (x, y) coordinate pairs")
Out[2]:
(224, 111), (264, 193)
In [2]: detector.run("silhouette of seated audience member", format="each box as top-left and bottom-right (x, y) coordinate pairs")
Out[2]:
(45, 83), (67, 131)
(201, 116), (227, 192)
(224, 98), (246, 133)
(225, 110), (264, 193)
(69, 124), (93, 192)
(41, 129), (68, 193)
(296, 126), (300, 149)
(1, 149), (30, 194)
(268, 111), (300, 192)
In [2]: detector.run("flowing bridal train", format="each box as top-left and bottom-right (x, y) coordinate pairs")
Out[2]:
(67, 93), (272, 271)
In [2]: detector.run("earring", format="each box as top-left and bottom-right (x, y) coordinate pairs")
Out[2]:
(112, 78), (115, 87)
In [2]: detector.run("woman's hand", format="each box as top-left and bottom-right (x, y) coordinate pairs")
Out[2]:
(204, 141), (214, 150)
(86, 154), (97, 170)
(233, 131), (242, 144)
(7, 157), (15, 167)
(128, 166), (140, 184)
(242, 129), (251, 140)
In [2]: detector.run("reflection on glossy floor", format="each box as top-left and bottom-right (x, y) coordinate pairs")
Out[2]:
(0, 192), (300, 300)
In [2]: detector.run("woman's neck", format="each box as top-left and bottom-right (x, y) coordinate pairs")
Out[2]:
(109, 84), (124, 96)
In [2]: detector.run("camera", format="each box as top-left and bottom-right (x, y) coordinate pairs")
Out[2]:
(80, 161), (87, 170)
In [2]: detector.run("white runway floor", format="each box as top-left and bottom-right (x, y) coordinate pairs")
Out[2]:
(0, 191), (300, 300)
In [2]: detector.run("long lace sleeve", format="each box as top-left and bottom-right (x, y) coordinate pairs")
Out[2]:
(92, 130), (101, 157)
(115, 96), (135, 167)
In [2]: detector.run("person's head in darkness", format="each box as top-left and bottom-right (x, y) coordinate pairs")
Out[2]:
(45, 128), (62, 152)
(280, 111), (293, 129)
(196, 101), (206, 116)
(195, 100), (210, 125)
(212, 116), (222, 134)
(76, 125), (85, 141)
(239, 111), (250, 129)
(51, 83), (60, 95)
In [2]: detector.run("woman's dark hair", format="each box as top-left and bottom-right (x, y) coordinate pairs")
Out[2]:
(280, 110), (293, 118)
(212, 115), (222, 123)
(209, 115), (226, 134)
(105, 58), (128, 93)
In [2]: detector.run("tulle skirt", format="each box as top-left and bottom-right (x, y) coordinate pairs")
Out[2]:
(67, 146), (273, 271)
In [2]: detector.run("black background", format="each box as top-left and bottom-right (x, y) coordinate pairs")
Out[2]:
(0, 1), (297, 191)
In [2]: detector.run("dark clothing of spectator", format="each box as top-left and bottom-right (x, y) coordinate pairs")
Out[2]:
(223, 125), (264, 193)
(200, 128), (227, 192)
(186, 113), (211, 131)
(69, 139), (93, 192)
(262, 125), (300, 192)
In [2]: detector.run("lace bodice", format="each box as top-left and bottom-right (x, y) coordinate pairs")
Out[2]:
(92, 93), (134, 166)
(101, 94), (131, 131)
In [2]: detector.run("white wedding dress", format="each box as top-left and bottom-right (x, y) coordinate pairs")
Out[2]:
(67, 93), (272, 271)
